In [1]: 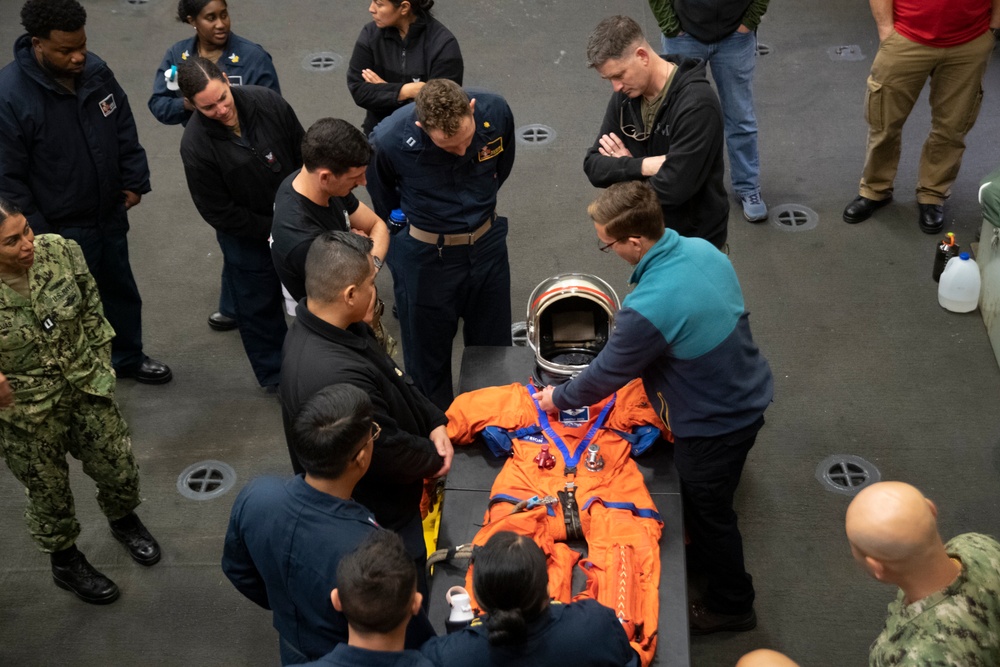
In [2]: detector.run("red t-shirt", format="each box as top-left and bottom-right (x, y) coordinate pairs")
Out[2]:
(894, 0), (990, 48)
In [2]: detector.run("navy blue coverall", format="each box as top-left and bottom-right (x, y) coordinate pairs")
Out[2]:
(367, 91), (515, 408)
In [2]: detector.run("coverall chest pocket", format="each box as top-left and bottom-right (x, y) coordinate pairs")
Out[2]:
(46, 278), (82, 323)
(0, 308), (39, 373)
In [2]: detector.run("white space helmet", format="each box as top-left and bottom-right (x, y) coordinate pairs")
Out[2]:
(526, 273), (620, 383)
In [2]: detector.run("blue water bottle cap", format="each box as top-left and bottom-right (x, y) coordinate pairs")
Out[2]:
(960, 252), (970, 260)
(389, 209), (407, 222)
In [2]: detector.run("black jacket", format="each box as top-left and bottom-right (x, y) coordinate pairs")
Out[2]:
(676, 0), (756, 43)
(0, 35), (151, 233)
(583, 56), (728, 249)
(280, 302), (446, 532)
(348, 16), (463, 135)
(179, 85), (303, 240)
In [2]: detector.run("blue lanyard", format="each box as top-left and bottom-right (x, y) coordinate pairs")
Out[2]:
(526, 384), (616, 469)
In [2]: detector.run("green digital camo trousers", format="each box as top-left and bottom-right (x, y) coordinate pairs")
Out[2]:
(0, 387), (141, 553)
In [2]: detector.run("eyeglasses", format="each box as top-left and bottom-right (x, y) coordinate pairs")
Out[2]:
(619, 104), (649, 142)
(352, 421), (380, 459)
(598, 236), (639, 253)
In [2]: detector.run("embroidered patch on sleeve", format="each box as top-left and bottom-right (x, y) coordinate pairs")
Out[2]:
(99, 94), (116, 117)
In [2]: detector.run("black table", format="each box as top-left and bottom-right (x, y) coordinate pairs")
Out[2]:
(427, 346), (690, 666)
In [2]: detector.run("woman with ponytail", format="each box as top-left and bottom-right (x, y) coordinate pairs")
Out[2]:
(420, 532), (640, 666)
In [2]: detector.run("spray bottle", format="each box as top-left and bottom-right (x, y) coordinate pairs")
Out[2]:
(932, 232), (959, 283)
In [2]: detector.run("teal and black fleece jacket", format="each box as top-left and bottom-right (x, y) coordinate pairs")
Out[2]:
(553, 229), (773, 439)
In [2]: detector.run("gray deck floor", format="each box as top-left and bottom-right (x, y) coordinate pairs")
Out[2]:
(2, 1), (999, 665)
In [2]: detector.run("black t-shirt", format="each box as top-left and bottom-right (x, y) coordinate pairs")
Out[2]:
(270, 169), (360, 301)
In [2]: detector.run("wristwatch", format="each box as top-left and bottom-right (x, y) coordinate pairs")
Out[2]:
(373, 255), (384, 271)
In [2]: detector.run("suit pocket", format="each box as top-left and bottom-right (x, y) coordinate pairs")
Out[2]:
(864, 76), (884, 133)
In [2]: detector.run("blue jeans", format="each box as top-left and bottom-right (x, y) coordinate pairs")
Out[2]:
(663, 31), (761, 195)
(215, 231), (287, 387)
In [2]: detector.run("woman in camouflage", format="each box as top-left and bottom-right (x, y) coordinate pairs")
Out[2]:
(0, 198), (160, 605)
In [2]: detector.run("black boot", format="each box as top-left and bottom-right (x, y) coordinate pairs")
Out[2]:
(51, 546), (120, 605)
(109, 512), (161, 566)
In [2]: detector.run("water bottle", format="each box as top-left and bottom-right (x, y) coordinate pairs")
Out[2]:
(388, 209), (408, 235)
(932, 233), (960, 283)
(938, 252), (981, 313)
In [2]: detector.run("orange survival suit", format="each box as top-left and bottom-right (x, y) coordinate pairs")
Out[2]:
(445, 378), (670, 667)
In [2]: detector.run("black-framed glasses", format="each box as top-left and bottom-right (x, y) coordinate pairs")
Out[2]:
(619, 104), (649, 141)
(598, 236), (639, 253)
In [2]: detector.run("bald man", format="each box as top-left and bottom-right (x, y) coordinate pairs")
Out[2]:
(735, 649), (799, 667)
(845, 481), (1000, 666)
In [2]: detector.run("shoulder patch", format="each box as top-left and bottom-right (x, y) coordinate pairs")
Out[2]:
(66, 239), (90, 276)
(99, 93), (116, 117)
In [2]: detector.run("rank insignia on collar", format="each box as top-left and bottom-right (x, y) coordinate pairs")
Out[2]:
(181, 50), (189, 60)
(477, 137), (502, 162)
(483, 121), (490, 128)
(405, 136), (416, 147)
(229, 53), (239, 63)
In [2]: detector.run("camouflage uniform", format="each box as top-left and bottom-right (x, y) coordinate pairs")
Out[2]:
(0, 234), (140, 553)
(870, 532), (1000, 667)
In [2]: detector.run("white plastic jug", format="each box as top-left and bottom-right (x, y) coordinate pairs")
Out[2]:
(938, 252), (981, 313)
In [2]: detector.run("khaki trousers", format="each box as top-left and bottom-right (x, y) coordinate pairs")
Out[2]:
(859, 30), (993, 204)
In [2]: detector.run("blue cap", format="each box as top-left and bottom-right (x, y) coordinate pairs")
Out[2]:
(389, 209), (407, 222)
(960, 252), (970, 260)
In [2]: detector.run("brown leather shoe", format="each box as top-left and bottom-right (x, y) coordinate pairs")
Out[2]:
(689, 601), (757, 635)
